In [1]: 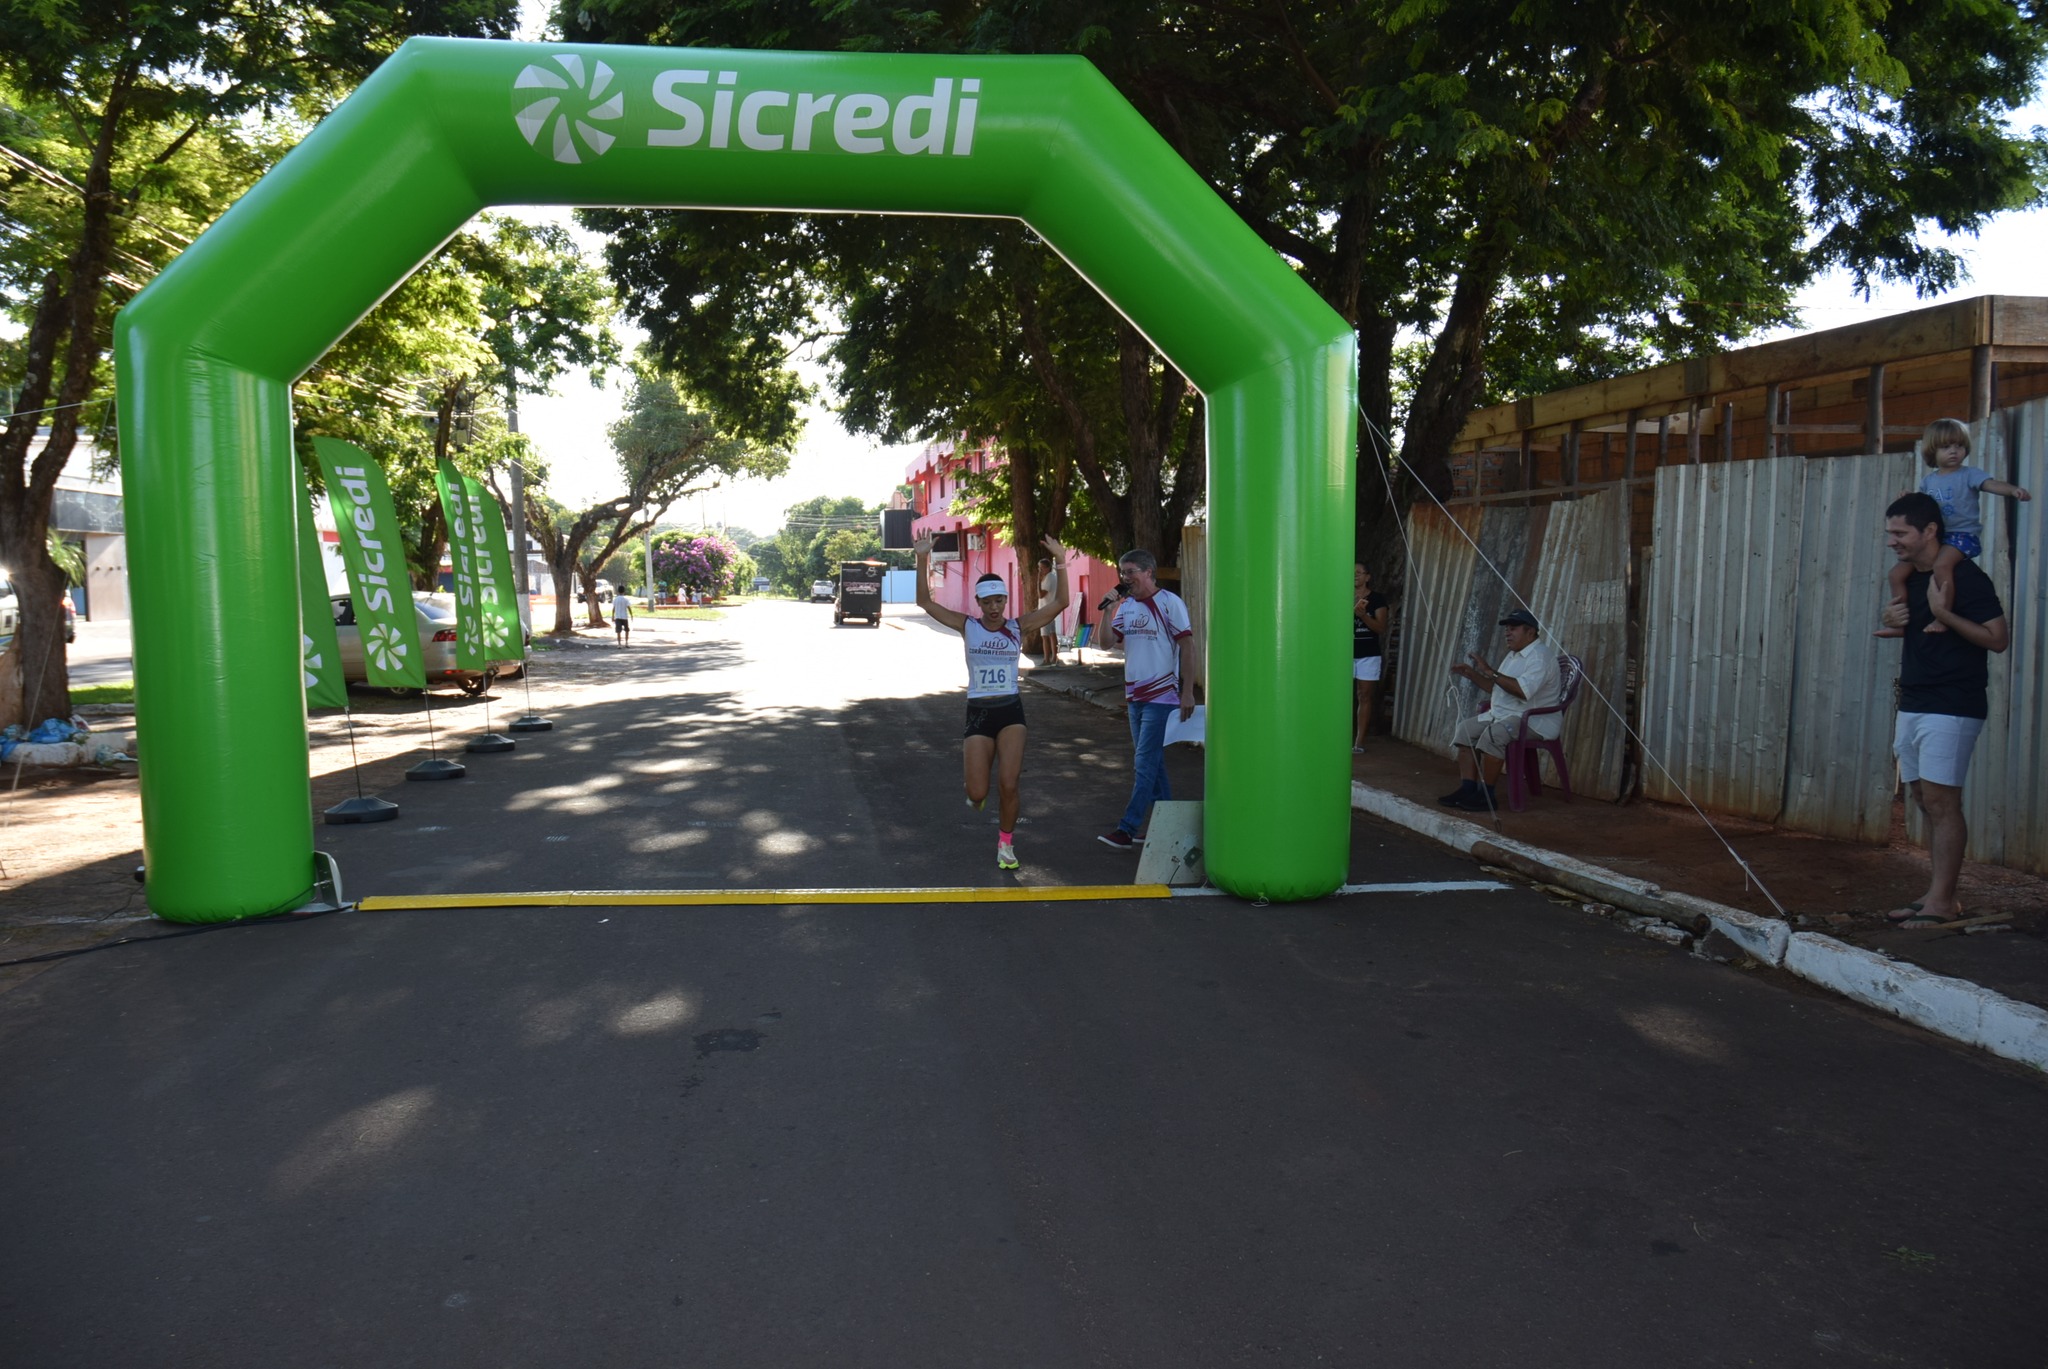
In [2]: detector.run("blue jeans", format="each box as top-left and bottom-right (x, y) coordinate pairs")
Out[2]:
(1118, 702), (1175, 836)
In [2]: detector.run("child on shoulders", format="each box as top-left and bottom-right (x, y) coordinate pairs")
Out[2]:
(1877, 417), (2030, 637)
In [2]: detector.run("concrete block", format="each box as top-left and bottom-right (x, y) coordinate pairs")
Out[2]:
(1783, 933), (2048, 1071)
(1973, 995), (2048, 1073)
(1350, 783), (1481, 855)
(1784, 933), (1978, 1038)
(1700, 907), (1790, 966)
(1135, 801), (1205, 886)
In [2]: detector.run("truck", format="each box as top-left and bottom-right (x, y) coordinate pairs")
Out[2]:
(834, 560), (884, 626)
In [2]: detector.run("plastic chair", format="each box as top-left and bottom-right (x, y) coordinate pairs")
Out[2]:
(1504, 653), (1583, 811)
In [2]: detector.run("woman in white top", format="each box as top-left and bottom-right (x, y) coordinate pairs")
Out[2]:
(913, 533), (1069, 871)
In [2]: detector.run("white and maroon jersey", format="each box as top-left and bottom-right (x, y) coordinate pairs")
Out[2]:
(964, 616), (1023, 699)
(1111, 588), (1192, 705)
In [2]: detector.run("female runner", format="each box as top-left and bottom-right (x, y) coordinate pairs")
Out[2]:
(913, 532), (1070, 870)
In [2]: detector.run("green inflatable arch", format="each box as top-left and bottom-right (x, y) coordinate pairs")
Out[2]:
(114, 38), (1356, 921)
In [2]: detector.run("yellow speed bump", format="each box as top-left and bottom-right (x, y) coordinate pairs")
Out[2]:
(357, 884), (1175, 911)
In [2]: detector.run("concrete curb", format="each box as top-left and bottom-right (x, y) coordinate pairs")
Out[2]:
(1350, 781), (2047, 1075)
(1029, 671), (2047, 1074)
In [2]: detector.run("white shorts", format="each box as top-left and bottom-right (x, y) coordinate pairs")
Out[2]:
(1895, 712), (1983, 788)
(1353, 656), (1383, 682)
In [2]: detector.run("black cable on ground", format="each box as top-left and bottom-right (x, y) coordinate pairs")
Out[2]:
(0, 903), (347, 969)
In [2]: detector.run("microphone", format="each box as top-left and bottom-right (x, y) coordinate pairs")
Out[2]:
(1097, 583), (1129, 613)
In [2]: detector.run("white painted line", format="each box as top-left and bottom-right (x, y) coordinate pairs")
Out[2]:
(1167, 879), (1509, 899)
(1337, 880), (1510, 895)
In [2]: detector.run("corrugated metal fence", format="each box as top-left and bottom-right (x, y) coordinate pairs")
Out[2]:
(1638, 400), (2044, 871)
(1391, 490), (1629, 801)
(1393, 397), (2045, 875)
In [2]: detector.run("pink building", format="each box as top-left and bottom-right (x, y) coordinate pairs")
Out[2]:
(903, 435), (1118, 643)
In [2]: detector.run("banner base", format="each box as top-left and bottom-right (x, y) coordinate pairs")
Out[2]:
(324, 795), (400, 825)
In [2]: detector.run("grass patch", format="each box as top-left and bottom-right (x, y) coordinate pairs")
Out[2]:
(71, 682), (135, 705)
(643, 606), (726, 621)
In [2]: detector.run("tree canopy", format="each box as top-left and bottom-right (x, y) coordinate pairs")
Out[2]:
(563, 0), (2047, 557)
(0, 0), (518, 722)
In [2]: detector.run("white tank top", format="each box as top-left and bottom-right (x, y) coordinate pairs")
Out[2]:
(964, 617), (1022, 699)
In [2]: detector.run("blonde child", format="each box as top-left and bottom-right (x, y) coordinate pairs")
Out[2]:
(1876, 418), (2030, 637)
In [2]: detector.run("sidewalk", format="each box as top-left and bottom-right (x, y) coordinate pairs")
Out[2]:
(1023, 658), (2048, 1065)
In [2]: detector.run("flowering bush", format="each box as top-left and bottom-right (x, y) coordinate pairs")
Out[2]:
(652, 532), (740, 597)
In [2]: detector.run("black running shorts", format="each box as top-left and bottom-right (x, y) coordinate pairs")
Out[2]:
(964, 695), (1026, 740)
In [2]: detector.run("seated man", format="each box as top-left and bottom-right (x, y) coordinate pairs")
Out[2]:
(1440, 608), (1561, 812)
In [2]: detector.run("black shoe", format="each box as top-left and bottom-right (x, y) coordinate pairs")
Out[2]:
(1447, 790), (1498, 813)
(1438, 787), (1472, 806)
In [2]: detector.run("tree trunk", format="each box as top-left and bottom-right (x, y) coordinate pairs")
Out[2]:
(1004, 434), (1042, 616)
(0, 73), (131, 725)
(415, 501), (447, 591)
(1399, 227), (1513, 505)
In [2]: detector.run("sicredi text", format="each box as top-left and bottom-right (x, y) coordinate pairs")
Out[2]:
(649, 74), (979, 156)
(335, 465), (398, 614)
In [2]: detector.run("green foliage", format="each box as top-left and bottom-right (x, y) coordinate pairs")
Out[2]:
(577, 193), (1202, 566)
(0, 0), (518, 719)
(45, 532), (82, 586)
(564, 0), (2047, 540)
(294, 214), (617, 586)
(754, 493), (901, 595)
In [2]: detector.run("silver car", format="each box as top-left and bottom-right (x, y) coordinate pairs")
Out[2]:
(331, 594), (501, 697)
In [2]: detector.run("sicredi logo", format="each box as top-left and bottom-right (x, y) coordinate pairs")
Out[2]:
(512, 57), (980, 163)
(514, 55), (624, 163)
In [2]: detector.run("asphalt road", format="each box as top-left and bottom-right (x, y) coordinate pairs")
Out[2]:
(61, 618), (132, 687)
(3, 601), (2044, 1367)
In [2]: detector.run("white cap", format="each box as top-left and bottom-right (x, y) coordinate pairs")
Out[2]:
(974, 574), (1008, 600)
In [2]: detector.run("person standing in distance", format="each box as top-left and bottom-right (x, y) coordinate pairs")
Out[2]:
(914, 533), (1070, 872)
(1353, 561), (1390, 751)
(611, 588), (632, 646)
(1880, 492), (2008, 926)
(1037, 556), (1062, 666)
(1098, 548), (1198, 850)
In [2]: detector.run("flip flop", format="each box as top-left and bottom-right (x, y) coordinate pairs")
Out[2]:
(1883, 902), (1926, 923)
(1894, 912), (1956, 929)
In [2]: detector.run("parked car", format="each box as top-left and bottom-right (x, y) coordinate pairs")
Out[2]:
(331, 593), (496, 696)
(809, 578), (836, 602)
(416, 592), (528, 680)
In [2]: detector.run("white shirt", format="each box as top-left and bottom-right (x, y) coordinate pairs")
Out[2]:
(1490, 639), (1562, 739)
(964, 616), (1022, 699)
(1112, 589), (1193, 705)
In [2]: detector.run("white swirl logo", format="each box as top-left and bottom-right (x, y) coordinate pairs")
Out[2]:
(514, 54), (623, 164)
(480, 615), (511, 651)
(365, 622), (410, 674)
(302, 634), (324, 689)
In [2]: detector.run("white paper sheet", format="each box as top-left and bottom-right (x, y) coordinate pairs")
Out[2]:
(1164, 705), (1206, 747)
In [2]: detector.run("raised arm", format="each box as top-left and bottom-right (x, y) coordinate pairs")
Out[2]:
(1981, 478), (2032, 502)
(912, 534), (970, 634)
(1926, 576), (2009, 652)
(1016, 534), (1070, 634)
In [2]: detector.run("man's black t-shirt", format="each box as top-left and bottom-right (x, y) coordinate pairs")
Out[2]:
(1354, 590), (1388, 658)
(1899, 557), (2003, 719)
